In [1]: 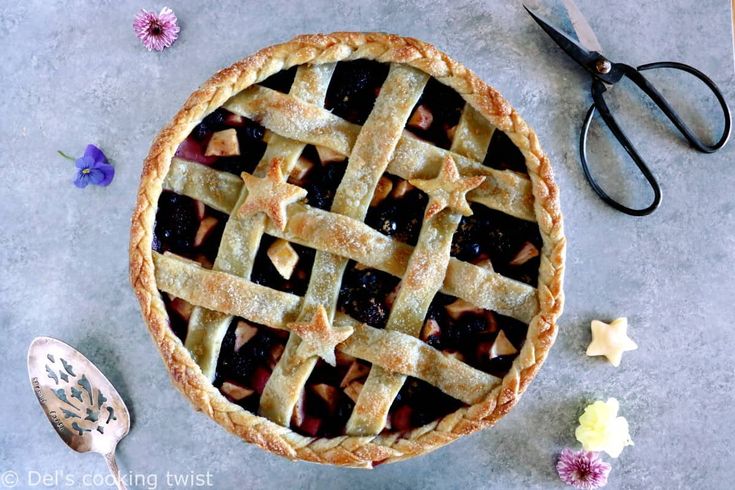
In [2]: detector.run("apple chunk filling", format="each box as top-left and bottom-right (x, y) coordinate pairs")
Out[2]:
(290, 358), (373, 437)
(205, 128), (240, 157)
(423, 292), (528, 378)
(267, 239), (300, 280)
(316, 145), (346, 164)
(212, 319), (290, 413)
(221, 381), (254, 401)
(234, 320), (258, 351)
(489, 330), (518, 359)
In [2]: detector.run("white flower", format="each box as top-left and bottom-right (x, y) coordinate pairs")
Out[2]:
(575, 398), (633, 458)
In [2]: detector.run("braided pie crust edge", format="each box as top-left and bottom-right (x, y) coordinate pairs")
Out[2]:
(129, 32), (566, 468)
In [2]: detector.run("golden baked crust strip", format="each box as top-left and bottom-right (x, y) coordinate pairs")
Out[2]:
(155, 252), (302, 326)
(267, 206), (537, 323)
(347, 210), (462, 435)
(345, 102), (497, 435)
(183, 64), (336, 379)
(154, 251), (498, 404)
(337, 314), (499, 405)
(450, 104), (496, 161)
(223, 85), (534, 221)
(259, 65), (430, 426)
(163, 164), (538, 323)
(166, 141), (534, 223)
(164, 158), (242, 214)
(225, 85), (360, 156)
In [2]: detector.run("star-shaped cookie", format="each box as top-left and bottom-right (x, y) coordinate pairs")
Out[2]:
(409, 155), (485, 219)
(586, 318), (638, 367)
(239, 158), (307, 230)
(289, 305), (354, 366)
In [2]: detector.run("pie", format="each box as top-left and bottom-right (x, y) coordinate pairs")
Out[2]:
(130, 32), (565, 467)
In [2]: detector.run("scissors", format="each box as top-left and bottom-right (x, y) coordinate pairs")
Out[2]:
(524, 0), (731, 216)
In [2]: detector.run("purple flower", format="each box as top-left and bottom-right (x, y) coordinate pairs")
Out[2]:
(557, 449), (611, 489)
(59, 145), (115, 188)
(133, 7), (180, 52)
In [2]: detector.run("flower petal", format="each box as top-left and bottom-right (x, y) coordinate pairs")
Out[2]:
(557, 448), (611, 489)
(87, 168), (106, 185)
(158, 7), (177, 23)
(606, 398), (620, 415)
(96, 163), (115, 186)
(576, 398), (633, 458)
(133, 7), (179, 52)
(83, 144), (107, 165)
(73, 171), (89, 188)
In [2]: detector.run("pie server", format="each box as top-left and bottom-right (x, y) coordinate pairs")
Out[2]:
(27, 337), (130, 490)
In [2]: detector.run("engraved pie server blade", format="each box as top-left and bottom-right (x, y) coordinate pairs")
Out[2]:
(28, 337), (130, 490)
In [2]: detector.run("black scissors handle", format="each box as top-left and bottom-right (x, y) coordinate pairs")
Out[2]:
(580, 61), (732, 216)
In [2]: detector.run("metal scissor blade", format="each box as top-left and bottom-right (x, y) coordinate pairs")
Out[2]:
(523, 4), (603, 77)
(562, 0), (604, 54)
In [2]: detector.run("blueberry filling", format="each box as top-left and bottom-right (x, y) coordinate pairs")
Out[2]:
(443, 314), (488, 348)
(365, 176), (428, 246)
(213, 319), (290, 412)
(154, 192), (199, 254)
(192, 110), (228, 140)
(183, 108), (267, 176)
(292, 359), (364, 437)
(250, 235), (316, 297)
(422, 293), (528, 379)
(296, 145), (348, 211)
(451, 204), (542, 286)
(483, 130), (527, 173)
(389, 377), (464, 431)
(325, 60), (390, 125)
(153, 192), (227, 265)
(210, 135), (265, 177)
(194, 208), (229, 265)
(337, 261), (400, 329)
(212, 124), (266, 176)
(258, 66), (297, 94)
(404, 78), (466, 149)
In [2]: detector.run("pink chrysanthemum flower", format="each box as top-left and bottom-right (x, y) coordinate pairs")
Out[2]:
(133, 7), (180, 52)
(556, 449), (611, 489)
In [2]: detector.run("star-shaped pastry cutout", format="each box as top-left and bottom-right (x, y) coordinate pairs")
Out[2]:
(238, 158), (307, 230)
(409, 155), (485, 220)
(288, 305), (354, 366)
(586, 318), (638, 367)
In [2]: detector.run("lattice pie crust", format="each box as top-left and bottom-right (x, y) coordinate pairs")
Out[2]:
(130, 32), (565, 467)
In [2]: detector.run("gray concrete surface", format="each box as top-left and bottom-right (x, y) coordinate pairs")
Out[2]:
(1, 1), (734, 488)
